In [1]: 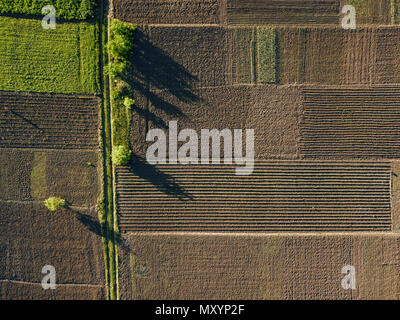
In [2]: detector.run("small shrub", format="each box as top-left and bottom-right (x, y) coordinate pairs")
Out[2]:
(112, 145), (132, 165)
(123, 97), (135, 110)
(44, 197), (66, 211)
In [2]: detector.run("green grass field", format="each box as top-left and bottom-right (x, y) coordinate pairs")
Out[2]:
(0, 0), (96, 20)
(256, 27), (276, 84)
(0, 16), (99, 94)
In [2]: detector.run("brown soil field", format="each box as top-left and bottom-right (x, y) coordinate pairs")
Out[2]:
(131, 85), (302, 159)
(0, 280), (104, 300)
(226, 0), (340, 26)
(118, 233), (400, 299)
(113, 0), (221, 25)
(278, 27), (400, 85)
(340, 0), (392, 25)
(375, 27), (400, 83)
(0, 201), (105, 299)
(277, 27), (345, 84)
(0, 91), (100, 150)
(343, 27), (375, 84)
(300, 86), (400, 159)
(0, 149), (100, 206)
(116, 161), (391, 232)
(131, 26), (400, 88)
(130, 26), (231, 91)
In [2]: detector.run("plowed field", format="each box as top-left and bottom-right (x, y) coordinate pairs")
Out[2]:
(0, 92), (99, 150)
(116, 161), (391, 232)
(113, 0), (221, 25)
(301, 86), (400, 158)
(226, 0), (340, 25)
(118, 233), (400, 299)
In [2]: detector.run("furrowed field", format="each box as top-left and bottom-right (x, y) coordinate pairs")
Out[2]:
(0, 16), (99, 94)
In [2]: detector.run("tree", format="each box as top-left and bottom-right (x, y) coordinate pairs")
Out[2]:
(112, 145), (132, 165)
(44, 197), (66, 211)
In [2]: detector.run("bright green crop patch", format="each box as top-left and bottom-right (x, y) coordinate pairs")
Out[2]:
(0, 16), (99, 94)
(0, 0), (96, 20)
(256, 27), (276, 84)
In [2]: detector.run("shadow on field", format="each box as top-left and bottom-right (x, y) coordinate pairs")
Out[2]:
(66, 206), (129, 250)
(126, 29), (200, 130)
(127, 154), (193, 201)
(8, 109), (42, 131)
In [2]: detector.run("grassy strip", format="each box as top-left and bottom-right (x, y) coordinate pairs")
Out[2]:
(0, 0), (96, 20)
(347, 0), (369, 21)
(97, 197), (110, 299)
(97, 0), (111, 298)
(100, 2), (117, 300)
(106, 18), (136, 299)
(0, 16), (99, 94)
(107, 19), (137, 151)
(256, 27), (276, 84)
(392, 0), (400, 24)
(251, 28), (257, 84)
(235, 28), (253, 84)
(297, 28), (306, 83)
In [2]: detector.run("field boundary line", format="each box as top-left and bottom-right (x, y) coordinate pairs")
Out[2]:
(120, 231), (400, 237)
(0, 279), (104, 288)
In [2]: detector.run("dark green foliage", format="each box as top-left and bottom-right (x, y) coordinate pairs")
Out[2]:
(107, 19), (136, 150)
(106, 19), (136, 78)
(0, 0), (96, 20)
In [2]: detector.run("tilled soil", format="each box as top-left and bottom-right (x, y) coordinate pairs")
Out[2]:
(116, 161), (391, 232)
(0, 91), (100, 150)
(118, 233), (400, 299)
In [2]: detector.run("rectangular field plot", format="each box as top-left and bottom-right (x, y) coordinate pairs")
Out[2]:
(116, 161), (391, 232)
(0, 16), (99, 94)
(130, 26), (230, 89)
(118, 233), (400, 299)
(277, 27), (400, 85)
(0, 280), (104, 300)
(226, 0), (340, 25)
(0, 149), (100, 204)
(0, 200), (105, 299)
(301, 86), (400, 158)
(130, 85), (302, 160)
(114, 0), (221, 25)
(344, 0), (392, 25)
(232, 28), (277, 84)
(0, 91), (99, 149)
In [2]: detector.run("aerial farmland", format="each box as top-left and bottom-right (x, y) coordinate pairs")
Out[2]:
(1, 0), (400, 302)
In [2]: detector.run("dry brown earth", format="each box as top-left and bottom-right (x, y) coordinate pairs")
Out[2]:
(113, 0), (221, 25)
(118, 233), (400, 299)
(0, 91), (99, 150)
(0, 201), (105, 299)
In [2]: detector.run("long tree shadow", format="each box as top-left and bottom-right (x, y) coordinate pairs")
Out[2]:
(120, 28), (198, 200)
(8, 109), (42, 131)
(67, 206), (129, 250)
(124, 29), (201, 129)
(127, 154), (193, 201)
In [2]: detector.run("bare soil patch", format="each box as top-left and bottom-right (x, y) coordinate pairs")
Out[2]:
(0, 201), (105, 290)
(118, 233), (400, 299)
(0, 91), (99, 150)
(114, 0), (221, 25)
